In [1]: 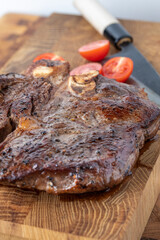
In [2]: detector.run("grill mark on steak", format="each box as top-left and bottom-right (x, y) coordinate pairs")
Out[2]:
(0, 60), (159, 194)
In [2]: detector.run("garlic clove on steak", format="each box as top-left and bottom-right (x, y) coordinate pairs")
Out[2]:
(32, 66), (54, 78)
(68, 70), (98, 96)
(18, 117), (40, 131)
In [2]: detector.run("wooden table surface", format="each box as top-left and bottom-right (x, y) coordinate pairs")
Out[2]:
(0, 13), (160, 240)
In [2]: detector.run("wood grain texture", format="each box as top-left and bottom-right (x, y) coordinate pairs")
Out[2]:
(0, 13), (44, 69)
(143, 196), (160, 239)
(0, 13), (160, 240)
(0, 219), (93, 240)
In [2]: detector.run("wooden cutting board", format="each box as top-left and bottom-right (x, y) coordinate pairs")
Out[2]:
(0, 13), (160, 240)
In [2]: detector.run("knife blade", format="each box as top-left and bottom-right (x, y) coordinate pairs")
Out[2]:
(74, 0), (160, 106)
(106, 43), (160, 106)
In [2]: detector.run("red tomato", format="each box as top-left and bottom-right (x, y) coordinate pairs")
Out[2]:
(102, 57), (133, 82)
(78, 40), (110, 62)
(70, 63), (102, 75)
(33, 53), (64, 62)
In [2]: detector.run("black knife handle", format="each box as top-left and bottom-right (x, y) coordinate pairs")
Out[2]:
(104, 23), (133, 49)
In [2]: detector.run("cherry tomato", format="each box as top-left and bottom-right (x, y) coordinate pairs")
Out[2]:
(33, 53), (64, 62)
(70, 63), (102, 75)
(102, 57), (133, 82)
(78, 40), (110, 62)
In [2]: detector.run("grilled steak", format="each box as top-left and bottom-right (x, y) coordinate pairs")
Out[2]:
(0, 60), (159, 194)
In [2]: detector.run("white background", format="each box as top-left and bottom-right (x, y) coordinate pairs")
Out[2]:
(0, 0), (159, 22)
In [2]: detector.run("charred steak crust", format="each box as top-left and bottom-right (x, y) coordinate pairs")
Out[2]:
(0, 60), (159, 194)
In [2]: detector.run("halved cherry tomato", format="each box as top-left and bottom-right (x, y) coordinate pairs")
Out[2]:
(78, 40), (110, 62)
(70, 63), (102, 75)
(33, 53), (64, 62)
(102, 57), (133, 82)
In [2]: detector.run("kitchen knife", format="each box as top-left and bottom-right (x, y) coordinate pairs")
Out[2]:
(74, 0), (160, 106)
